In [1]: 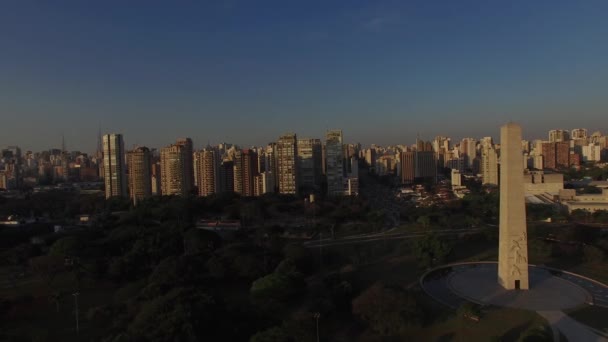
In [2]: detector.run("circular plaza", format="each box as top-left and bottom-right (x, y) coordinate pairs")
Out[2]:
(421, 262), (608, 311)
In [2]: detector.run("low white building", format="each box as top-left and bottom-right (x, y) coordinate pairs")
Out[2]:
(559, 188), (608, 213)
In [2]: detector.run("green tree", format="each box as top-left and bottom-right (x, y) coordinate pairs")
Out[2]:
(183, 229), (220, 256)
(417, 216), (431, 230)
(583, 245), (605, 263)
(29, 255), (65, 285)
(352, 283), (424, 336)
(251, 273), (300, 300)
(414, 234), (452, 268)
(49, 236), (83, 258)
(129, 287), (219, 342)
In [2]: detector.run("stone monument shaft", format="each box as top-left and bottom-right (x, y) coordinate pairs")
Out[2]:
(498, 123), (529, 290)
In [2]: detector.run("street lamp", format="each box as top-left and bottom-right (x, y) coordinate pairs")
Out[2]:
(313, 312), (320, 342)
(72, 292), (80, 334)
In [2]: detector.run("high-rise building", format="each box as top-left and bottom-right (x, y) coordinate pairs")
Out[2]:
(103, 134), (127, 199)
(571, 128), (588, 140)
(555, 142), (570, 168)
(459, 138), (477, 170)
(433, 136), (450, 155)
(127, 146), (152, 204)
(415, 151), (437, 181)
(0, 171), (6, 190)
(195, 149), (220, 196)
(364, 149), (376, 169)
(481, 145), (498, 185)
(254, 172), (275, 196)
(582, 143), (602, 162)
(233, 150), (244, 194)
(175, 138), (194, 194)
(160, 144), (189, 196)
(541, 142), (557, 169)
(264, 144), (278, 192)
(542, 141), (569, 170)
(151, 161), (161, 195)
(297, 138), (322, 194)
(451, 169), (462, 187)
(400, 150), (437, 184)
(232, 150), (258, 196)
(277, 133), (298, 194)
(548, 129), (569, 143)
(219, 160), (235, 193)
(326, 130), (344, 196)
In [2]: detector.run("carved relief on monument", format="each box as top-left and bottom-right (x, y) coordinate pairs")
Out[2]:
(509, 234), (527, 259)
(510, 264), (521, 276)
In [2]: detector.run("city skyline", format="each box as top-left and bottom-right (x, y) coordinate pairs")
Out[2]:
(2, 125), (607, 155)
(2, 1), (608, 151)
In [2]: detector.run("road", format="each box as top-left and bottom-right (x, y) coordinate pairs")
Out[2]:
(303, 227), (481, 248)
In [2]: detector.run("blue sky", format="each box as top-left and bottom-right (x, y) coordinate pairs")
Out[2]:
(1, 1), (607, 152)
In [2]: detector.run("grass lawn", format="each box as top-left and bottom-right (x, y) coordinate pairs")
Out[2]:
(407, 307), (550, 341)
(566, 305), (608, 335)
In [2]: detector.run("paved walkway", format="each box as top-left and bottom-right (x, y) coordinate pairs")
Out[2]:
(448, 264), (589, 311)
(538, 311), (607, 342)
(421, 262), (608, 341)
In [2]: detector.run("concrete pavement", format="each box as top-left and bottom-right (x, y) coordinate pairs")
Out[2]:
(538, 310), (607, 342)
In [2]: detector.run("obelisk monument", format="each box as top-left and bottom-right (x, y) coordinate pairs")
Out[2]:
(498, 123), (529, 290)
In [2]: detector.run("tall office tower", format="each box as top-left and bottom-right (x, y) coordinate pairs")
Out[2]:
(264, 144), (278, 192)
(175, 138), (194, 194)
(521, 140), (530, 153)
(401, 150), (437, 184)
(401, 151), (415, 184)
(541, 142), (557, 169)
(481, 144), (499, 185)
(548, 129), (569, 143)
(257, 151), (266, 174)
(232, 149), (258, 196)
(297, 138), (322, 194)
(102, 134), (127, 199)
(498, 123), (529, 290)
(321, 144), (327, 175)
(277, 133), (298, 195)
(193, 152), (200, 188)
(433, 136), (450, 154)
(219, 160), (235, 193)
(416, 138), (426, 152)
(415, 151), (438, 181)
(151, 162), (161, 195)
(233, 150), (243, 194)
(364, 149), (376, 168)
(127, 146), (152, 204)
(326, 130), (344, 196)
(195, 149), (220, 196)
(160, 144), (188, 196)
(555, 142), (570, 168)
(571, 128), (588, 140)
(480, 137), (493, 149)
(459, 138), (477, 170)
(0, 163), (19, 189)
(253, 172), (273, 196)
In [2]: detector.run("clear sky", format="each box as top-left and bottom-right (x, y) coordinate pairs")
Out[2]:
(1, 1), (608, 152)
